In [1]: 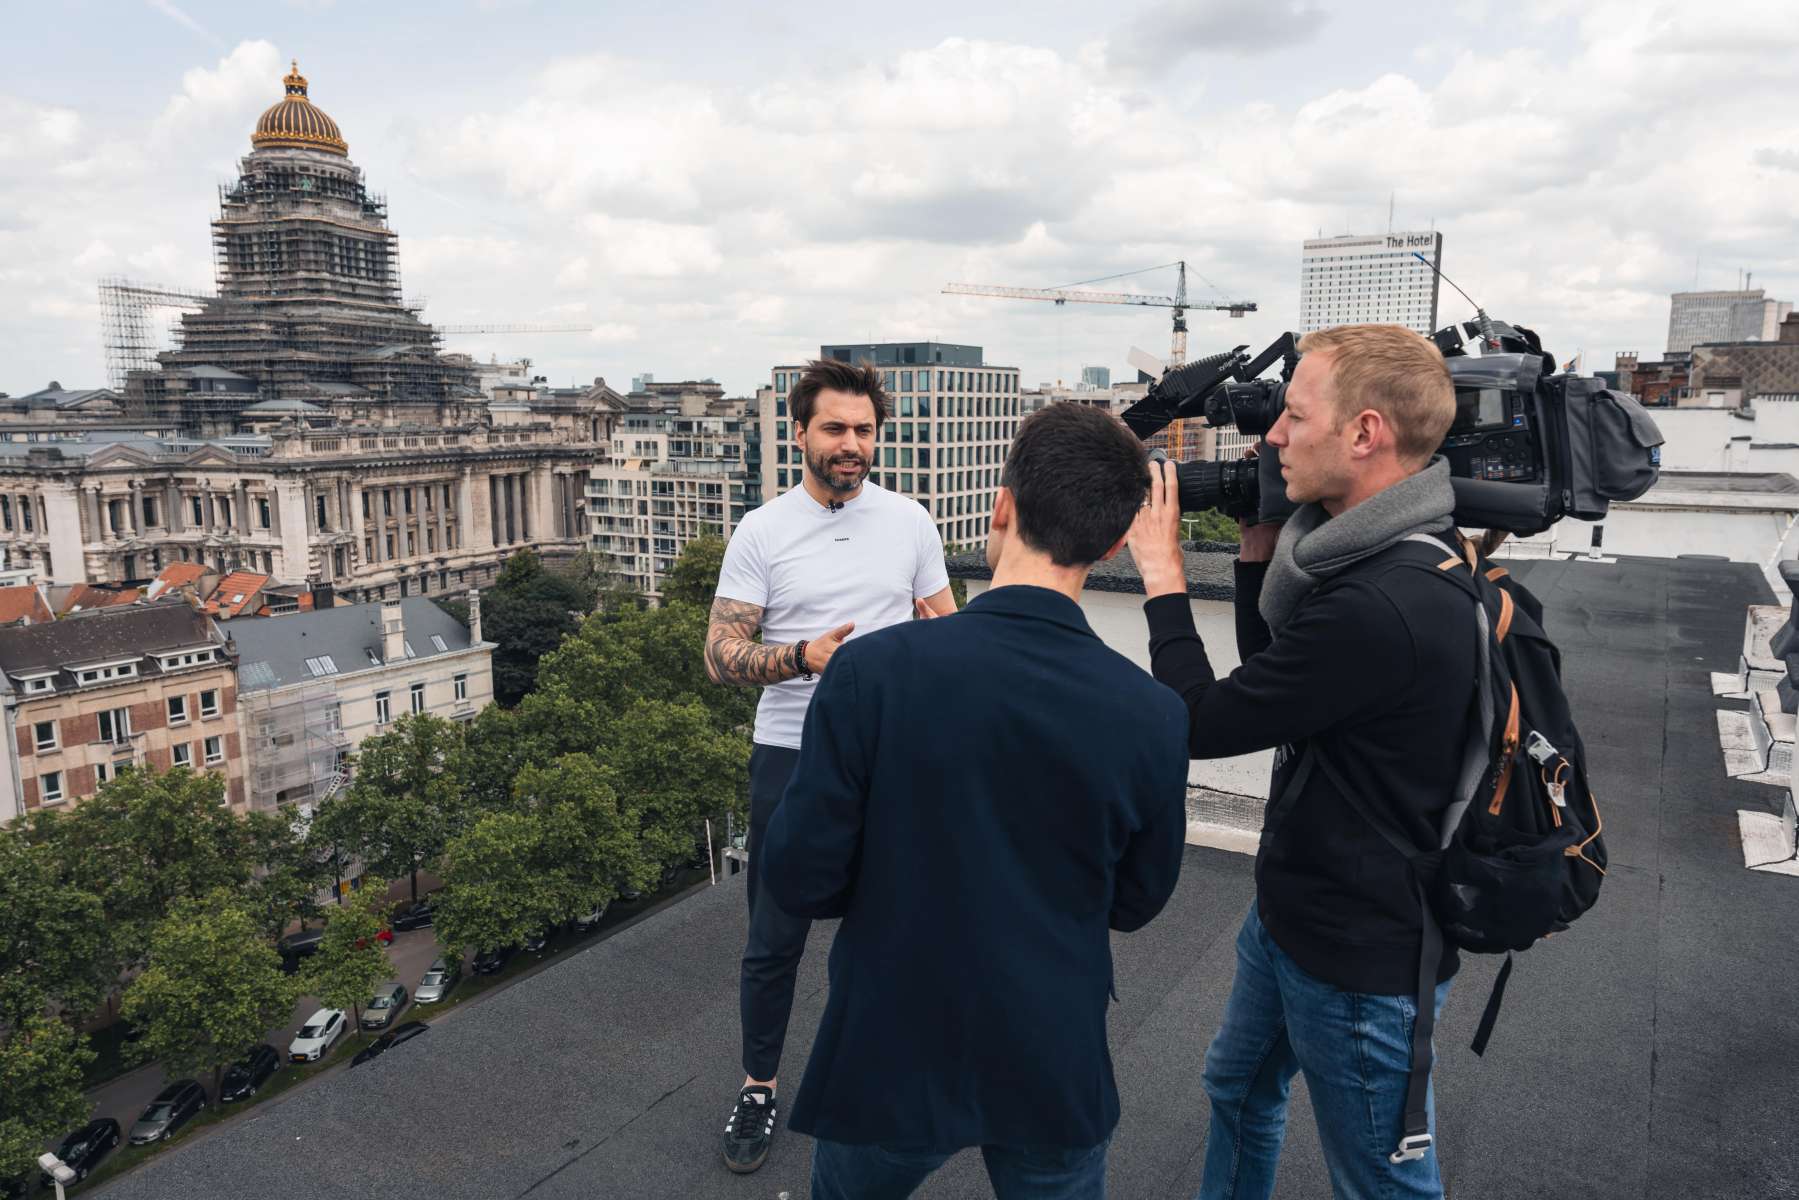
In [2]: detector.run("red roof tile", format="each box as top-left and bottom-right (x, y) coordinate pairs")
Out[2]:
(0, 586), (52, 626)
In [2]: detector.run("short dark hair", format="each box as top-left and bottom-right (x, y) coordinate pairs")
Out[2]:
(790, 358), (889, 428)
(1000, 403), (1150, 567)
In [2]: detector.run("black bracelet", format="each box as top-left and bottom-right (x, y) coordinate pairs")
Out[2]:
(795, 640), (813, 680)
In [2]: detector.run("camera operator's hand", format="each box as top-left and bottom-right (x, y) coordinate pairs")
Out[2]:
(1128, 460), (1188, 599)
(1237, 521), (1281, 563)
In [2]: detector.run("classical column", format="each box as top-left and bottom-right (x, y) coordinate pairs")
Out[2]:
(165, 481), (183, 533)
(435, 482), (448, 556)
(125, 483), (140, 535)
(236, 481), (251, 534)
(83, 487), (103, 542)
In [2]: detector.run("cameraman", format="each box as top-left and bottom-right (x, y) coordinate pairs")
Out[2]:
(1127, 325), (1473, 1200)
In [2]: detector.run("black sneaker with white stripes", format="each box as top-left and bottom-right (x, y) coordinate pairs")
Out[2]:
(722, 1084), (777, 1174)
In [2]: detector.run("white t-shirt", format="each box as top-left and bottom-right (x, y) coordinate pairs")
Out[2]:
(715, 481), (949, 749)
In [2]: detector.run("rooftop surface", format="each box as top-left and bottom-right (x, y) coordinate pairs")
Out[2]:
(96, 555), (1799, 1199)
(229, 596), (477, 693)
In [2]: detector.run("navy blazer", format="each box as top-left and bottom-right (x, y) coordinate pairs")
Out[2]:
(762, 584), (1189, 1152)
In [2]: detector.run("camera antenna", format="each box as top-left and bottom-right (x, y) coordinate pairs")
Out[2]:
(1411, 251), (1501, 350)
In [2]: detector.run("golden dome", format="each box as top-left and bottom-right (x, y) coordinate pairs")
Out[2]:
(251, 60), (348, 156)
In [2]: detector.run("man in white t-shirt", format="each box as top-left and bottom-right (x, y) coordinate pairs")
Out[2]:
(706, 357), (954, 1175)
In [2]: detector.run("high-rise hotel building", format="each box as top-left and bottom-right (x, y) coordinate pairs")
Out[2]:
(1299, 230), (1443, 334)
(759, 343), (1020, 552)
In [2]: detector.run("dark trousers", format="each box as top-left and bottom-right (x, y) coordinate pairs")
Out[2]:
(740, 742), (809, 1081)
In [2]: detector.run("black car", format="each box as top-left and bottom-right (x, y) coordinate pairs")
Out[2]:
(129, 1079), (206, 1145)
(521, 928), (555, 955)
(277, 927), (324, 974)
(40, 1119), (120, 1187)
(350, 1020), (429, 1067)
(219, 1044), (281, 1102)
(390, 898), (436, 931)
(471, 945), (516, 975)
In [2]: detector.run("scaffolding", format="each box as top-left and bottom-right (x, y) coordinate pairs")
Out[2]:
(98, 277), (213, 390)
(240, 679), (351, 811)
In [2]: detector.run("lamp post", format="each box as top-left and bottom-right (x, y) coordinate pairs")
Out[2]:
(37, 1153), (76, 1200)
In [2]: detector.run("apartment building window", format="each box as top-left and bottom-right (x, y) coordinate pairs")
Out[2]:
(98, 707), (131, 745)
(410, 682), (425, 715)
(375, 691), (391, 725)
(167, 695), (188, 724)
(33, 721), (56, 752)
(95, 761), (112, 787)
(41, 771), (63, 804)
(20, 501), (31, 533)
(363, 493), (372, 518)
(142, 496), (159, 527)
(191, 496), (205, 526)
(383, 489), (393, 516)
(453, 673), (468, 702)
(315, 494), (329, 530)
(324, 702), (342, 732)
(217, 498), (232, 527)
(257, 497), (272, 529)
(404, 489), (414, 515)
(172, 742), (192, 768)
(199, 689), (220, 719)
(203, 735), (223, 766)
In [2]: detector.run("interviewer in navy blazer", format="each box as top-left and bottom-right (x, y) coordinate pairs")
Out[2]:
(762, 402), (1191, 1200)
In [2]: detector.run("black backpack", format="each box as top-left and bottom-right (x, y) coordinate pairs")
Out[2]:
(1308, 532), (1608, 1164)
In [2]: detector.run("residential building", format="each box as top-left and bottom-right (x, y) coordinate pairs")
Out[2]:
(1689, 313), (1799, 404)
(228, 594), (493, 810)
(1299, 230), (1443, 333)
(760, 343), (1022, 551)
(587, 381), (760, 598)
(1615, 352), (1695, 407)
(1667, 289), (1794, 355)
(0, 601), (244, 821)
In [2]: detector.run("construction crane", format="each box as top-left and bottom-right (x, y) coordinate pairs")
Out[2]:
(943, 260), (1255, 368)
(434, 323), (592, 336)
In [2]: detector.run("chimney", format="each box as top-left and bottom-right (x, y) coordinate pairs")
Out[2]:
(381, 600), (404, 663)
(467, 588), (482, 644)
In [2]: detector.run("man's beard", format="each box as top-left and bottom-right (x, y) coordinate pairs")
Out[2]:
(806, 447), (869, 494)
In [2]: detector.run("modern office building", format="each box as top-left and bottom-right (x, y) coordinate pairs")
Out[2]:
(1299, 230), (1443, 334)
(1668, 290), (1794, 355)
(760, 343), (1021, 551)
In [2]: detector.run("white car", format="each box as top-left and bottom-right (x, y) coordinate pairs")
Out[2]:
(288, 1008), (346, 1063)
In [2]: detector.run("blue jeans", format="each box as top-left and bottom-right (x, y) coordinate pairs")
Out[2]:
(1198, 904), (1451, 1200)
(812, 1137), (1110, 1200)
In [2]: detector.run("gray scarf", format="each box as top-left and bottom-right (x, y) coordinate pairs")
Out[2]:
(1258, 457), (1456, 632)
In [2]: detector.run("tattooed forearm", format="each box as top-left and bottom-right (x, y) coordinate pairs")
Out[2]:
(705, 596), (803, 686)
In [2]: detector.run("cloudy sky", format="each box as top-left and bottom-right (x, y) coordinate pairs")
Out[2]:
(2, 0), (1795, 398)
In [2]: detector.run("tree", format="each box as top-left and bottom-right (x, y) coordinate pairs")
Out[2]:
(333, 715), (470, 901)
(661, 534), (726, 608)
(600, 699), (750, 870)
(241, 807), (334, 939)
(530, 600), (755, 740)
(433, 811), (559, 965)
(28, 767), (253, 973)
(301, 880), (394, 1034)
(120, 890), (296, 1097)
(0, 825), (110, 1026)
(0, 1015), (94, 1190)
(518, 755), (654, 920)
(1182, 508), (1241, 543)
(485, 549), (600, 705)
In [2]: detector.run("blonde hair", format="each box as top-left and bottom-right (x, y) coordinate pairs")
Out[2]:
(1296, 324), (1455, 464)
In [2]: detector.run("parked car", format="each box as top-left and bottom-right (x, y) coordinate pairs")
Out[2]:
(277, 927), (323, 974)
(522, 928), (555, 956)
(350, 1020), (429, 1067)
(471, 945), (516, 975)
(42, 1119), (120, 1184)
(219, 1044), (281, 1102)
(618, 886), (643, 902)
(288, 1008), (347, 1062)
(414, 957), (461, 1004)
(572, 903), (608, 933)
(129, 1080), (206, 1145)
(352, 927), (394, 950)
(361, 982), (410, 1030)
(391, 898), (436, 931)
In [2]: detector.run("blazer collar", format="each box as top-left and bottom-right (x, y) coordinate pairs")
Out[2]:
(964, 584), (1097, 638)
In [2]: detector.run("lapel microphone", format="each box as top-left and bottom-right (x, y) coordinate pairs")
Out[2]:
(827, 499), (843, 512)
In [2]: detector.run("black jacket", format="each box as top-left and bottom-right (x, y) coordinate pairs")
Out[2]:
(1144, 545), (1475, 995)
(764, 584), (1189, 1152)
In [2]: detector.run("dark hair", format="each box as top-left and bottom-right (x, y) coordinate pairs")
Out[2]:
(790, 358), (889, 428)
(1000, 403), (1150, 567)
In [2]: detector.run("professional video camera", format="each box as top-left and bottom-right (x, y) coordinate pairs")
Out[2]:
(1119, 315), (1665, 537)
